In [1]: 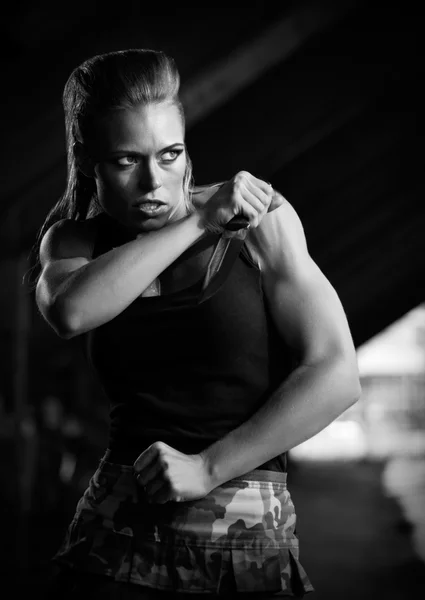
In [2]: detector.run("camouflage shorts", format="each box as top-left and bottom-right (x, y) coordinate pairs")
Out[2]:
(54, 456), (314, 597)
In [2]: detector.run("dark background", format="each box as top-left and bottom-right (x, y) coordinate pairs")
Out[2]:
(0, 1), (424, 596)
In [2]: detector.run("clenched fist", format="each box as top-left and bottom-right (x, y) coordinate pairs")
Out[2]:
(199, 171), (285, 234)
(133, 441), (214, 504)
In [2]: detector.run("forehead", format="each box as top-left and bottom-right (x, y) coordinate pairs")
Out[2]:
(93, 102), (184, 151)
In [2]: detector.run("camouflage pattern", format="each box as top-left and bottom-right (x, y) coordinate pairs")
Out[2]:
(54, 457), (314, 596)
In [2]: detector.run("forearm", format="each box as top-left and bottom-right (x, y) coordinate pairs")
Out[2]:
(201, 356), (361, 487)
(53, 211), (206, 336)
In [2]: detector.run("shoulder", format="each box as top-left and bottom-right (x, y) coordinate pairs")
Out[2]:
(245, 197), (310, 276)
(39, 215), (101, 266)
(248, 198), (358, 365)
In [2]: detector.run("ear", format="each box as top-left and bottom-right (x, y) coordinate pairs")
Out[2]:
(74, 141), (95, 178)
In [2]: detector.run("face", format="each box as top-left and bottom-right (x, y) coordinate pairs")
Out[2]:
(89, 102), (188, 234)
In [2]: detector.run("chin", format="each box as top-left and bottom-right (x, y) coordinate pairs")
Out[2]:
(136, 219), (166, 231)
(132, 211), (172, 231)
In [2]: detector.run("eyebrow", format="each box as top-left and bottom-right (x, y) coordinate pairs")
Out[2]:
(109, 143), (185, 156)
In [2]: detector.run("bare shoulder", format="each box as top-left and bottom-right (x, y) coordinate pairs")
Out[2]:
(245, 197), (311, 275)
(247, 197), (358, 365)
(39, 216), (100, 267)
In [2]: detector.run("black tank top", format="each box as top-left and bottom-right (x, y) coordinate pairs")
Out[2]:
(82, 213), (295, 472)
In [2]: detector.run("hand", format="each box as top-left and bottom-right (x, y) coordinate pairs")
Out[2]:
(133, 441), (214, 504)
(199, 171), (285, 234)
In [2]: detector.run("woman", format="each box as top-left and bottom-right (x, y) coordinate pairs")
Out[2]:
(34, 49), (361, 598)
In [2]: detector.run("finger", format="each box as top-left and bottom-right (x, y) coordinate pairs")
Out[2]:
(246, 174), (274, 196)
(240, 186), (269, 216)
(245, 181), (273, 209)
(237, 173), (272, 205)
(147, 479), (173, 504)
(233, 199), (260, 227)
(134, 457), (163, 488)
(133, 442), (161, 474)
(268, 190), (287, 212)
(147, 474), (168, 499)
(135, 469), (164, 497)
(233, 171), (267, 191)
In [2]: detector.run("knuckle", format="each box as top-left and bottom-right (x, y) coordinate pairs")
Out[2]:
(234, 191), (244, 207)
(249, 213), (258, 227)
(158, 456), (168, 469)
(265, 185), (273, 199)
(235, 170), (249, 185)
(253, 210), (264, 227)
(232, 178), (242, 193)
(261, 192), (270, 206)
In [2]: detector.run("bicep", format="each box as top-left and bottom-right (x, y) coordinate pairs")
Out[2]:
(264, 261), (356, 366)
(250, 200), (356, 366)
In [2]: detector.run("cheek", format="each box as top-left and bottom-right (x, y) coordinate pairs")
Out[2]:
(96, 167), (130, 196)
(168, 160), (187, 186)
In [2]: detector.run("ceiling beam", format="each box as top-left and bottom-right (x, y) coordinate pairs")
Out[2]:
(182, 0), (358, 128)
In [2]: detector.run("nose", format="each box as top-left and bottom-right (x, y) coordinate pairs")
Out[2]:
(137, 160), (162, 192)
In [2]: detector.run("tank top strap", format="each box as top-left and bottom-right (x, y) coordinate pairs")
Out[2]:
(240, 240), (260, 270)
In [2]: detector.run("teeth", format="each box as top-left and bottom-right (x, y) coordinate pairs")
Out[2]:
(140, 203), (161, 210)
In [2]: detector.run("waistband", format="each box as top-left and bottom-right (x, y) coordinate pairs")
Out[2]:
(102, 448), (287, 483)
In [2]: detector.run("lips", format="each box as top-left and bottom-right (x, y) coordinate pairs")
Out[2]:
(133, 201), (168, 217)
(133, 199), (165, 207)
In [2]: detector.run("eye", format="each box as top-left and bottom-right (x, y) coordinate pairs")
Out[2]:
(116, 156), (138, 166)
(161, 149), (182, 162)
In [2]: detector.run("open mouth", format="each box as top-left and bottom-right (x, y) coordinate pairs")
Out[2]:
(134, 202), (167, 215)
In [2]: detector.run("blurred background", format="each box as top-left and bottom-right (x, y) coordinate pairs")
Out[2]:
(1, 1), (424, 597)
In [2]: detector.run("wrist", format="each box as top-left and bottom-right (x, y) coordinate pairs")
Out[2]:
(200, 445), (225, 489)
(192, 204), (228, 236)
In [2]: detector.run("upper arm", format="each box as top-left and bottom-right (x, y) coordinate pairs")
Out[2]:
(36, 218), (95, 318)
(247, 199), (358, 368)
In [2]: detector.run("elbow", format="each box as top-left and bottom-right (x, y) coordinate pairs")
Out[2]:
(336, 353), (362, 408)
(303, 343), (362, 408)
(36, 279), (83, 340)
(57, 326), (80, 340)
(308, 349), (362, 413)
(346, 375), (362, 408)
(46, 297), (83, 340)
(353, 374), (362, 403)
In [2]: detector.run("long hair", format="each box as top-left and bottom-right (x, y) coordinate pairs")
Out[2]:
(27, 48), (193, 288)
